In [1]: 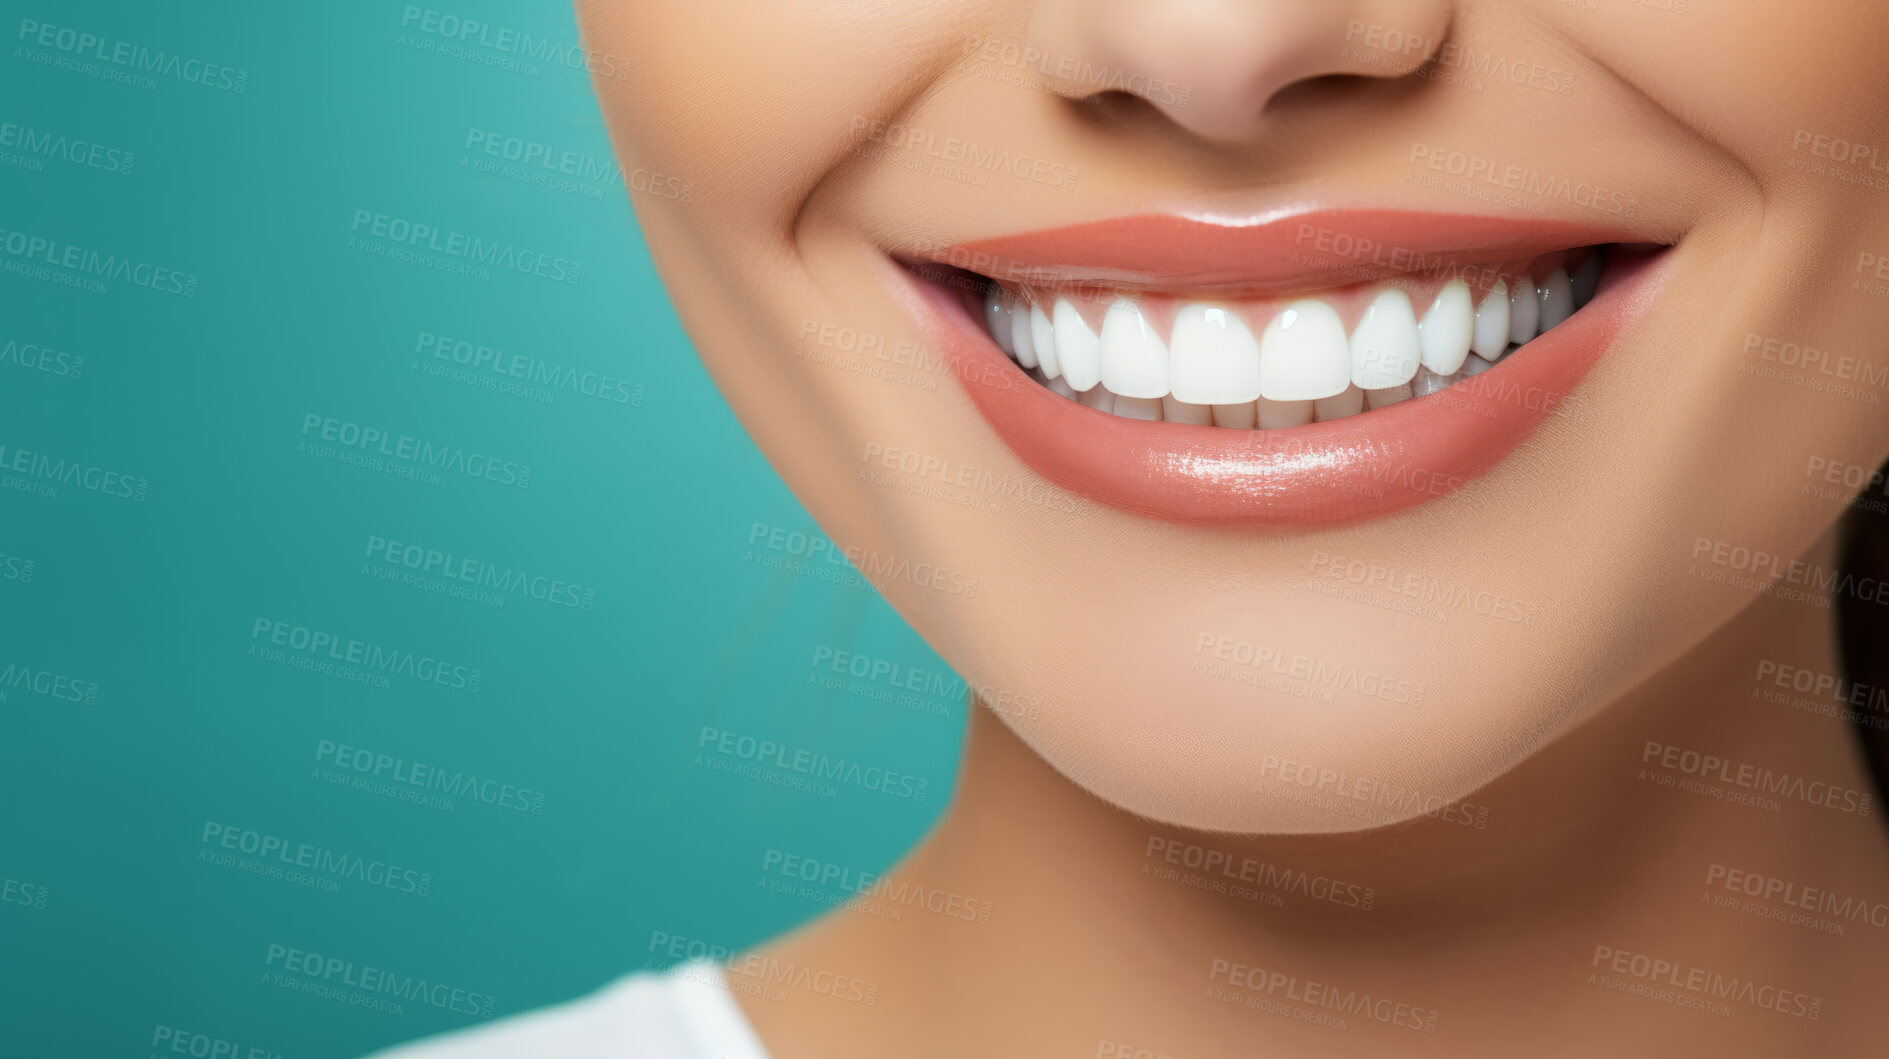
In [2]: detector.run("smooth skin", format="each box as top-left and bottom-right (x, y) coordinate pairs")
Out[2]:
(578, 0), (1889, 1053)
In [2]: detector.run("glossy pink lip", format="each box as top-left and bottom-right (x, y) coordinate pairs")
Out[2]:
(935, 209), (1653, 295)
(891, 212), (1667, 527)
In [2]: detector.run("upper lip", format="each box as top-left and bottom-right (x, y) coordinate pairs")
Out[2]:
(912, 207), (1659, 295)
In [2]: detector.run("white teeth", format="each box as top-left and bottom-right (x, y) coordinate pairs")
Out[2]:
(1470, 279), (1510, 359)
(1537, 266), (1573, 332)
(1365, 384), (1412, 409)
(1412, 367), (1458, 398)
(1314, 385), (1364, 422)
(982, 247), (1603, 427)
(1260, 299), (1351, 401)
(1169, 304), (1261, 405)
(1508, 276), (1539, 345)
(1030, 303), (1060, 378)
(1162, 395), (1214, 425)
(1111, 395), (1163, 421)
(1098, 298), (1170, 399)
(1258, 398), (1314, 428)
(1009, 297), (1037, 369)
(985, 289), (1014, 357)
(1571, 252), (1602, 305)
(1053, 298), (1101, 391)
(1347, 289), (1421, 390)
(1211, 402), (1256, 428)
(1417, 280), (1474, 376)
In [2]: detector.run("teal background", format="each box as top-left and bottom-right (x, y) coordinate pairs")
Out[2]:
(0, 4), (959, 1056)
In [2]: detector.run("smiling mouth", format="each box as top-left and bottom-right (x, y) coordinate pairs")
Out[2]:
(890, 209), (1669, 526)
(961, 246), (1606, 428)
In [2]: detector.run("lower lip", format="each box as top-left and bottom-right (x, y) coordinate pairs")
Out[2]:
(895, 251), (1665, 527)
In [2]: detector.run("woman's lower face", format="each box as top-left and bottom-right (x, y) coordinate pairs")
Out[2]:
(578, 0), (1889, 832)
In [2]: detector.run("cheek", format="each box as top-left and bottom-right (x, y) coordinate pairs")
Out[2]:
(1561, 0), (1889, 168)
(577, 0), (994, 235)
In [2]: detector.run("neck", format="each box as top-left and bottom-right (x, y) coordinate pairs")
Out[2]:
(737, 531), (1889, 1057)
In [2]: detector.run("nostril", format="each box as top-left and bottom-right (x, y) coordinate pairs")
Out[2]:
(1024, 0), (1454, 145)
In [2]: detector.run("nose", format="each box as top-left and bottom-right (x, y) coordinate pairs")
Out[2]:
(1027, 0), (1453, 142)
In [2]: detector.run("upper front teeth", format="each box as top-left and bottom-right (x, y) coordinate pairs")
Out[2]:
(1029, 303), (1059, 377)
(1169, 305), (1261, 405)
(1098, 298), (1170, 399)
(1261, 299), (1351, 401)
(1416, 280), (1473, 376)
(981, 251), (1603, 424)
(1470, 280), (1510, 359)
(1053, 298), (1101, 391)
(1349, 289), (1422, 390)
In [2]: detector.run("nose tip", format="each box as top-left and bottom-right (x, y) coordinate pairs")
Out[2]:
(1027, 0), (1454, 143)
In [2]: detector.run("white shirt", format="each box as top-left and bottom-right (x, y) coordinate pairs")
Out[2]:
(365, 962), (772, 1059)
